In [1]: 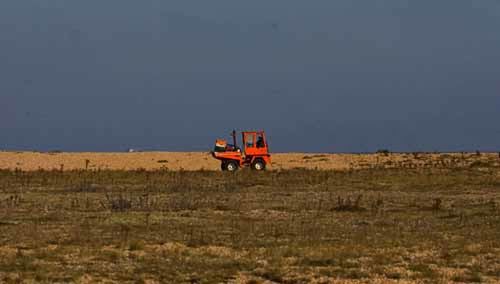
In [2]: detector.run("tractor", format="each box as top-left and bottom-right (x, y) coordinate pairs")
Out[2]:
(211, 130), (271, 171)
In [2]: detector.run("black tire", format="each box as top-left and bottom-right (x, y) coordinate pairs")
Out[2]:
(225, 161), (239, 172)
(251, 159), (266, 171)
(221, 161), (227, 171)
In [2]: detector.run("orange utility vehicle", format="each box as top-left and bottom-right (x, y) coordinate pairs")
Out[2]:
(211, 130), (271, 171)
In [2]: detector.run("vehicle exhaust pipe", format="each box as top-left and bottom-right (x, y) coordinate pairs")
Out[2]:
(232, 129), (237, 148)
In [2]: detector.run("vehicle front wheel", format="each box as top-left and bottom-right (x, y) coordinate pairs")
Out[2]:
(251, 159), (266, 171)
(225, 161), (239, 172)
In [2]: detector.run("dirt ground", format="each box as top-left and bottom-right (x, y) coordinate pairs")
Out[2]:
(1, 153), (500, 283)
(0, 151), (498, 171)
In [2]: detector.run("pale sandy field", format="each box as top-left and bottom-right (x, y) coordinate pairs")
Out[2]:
(0, 151), (498, 171)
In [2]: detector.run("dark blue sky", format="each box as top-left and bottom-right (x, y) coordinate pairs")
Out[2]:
(1, 1), (499, 152)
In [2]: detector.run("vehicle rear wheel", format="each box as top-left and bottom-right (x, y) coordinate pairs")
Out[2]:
(221, 161), (227, 171)
(251, 159), (266, 171)
(225, 161), (239, 172)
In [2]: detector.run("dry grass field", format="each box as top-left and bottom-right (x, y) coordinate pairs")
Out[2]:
(0, 152), (499, 283)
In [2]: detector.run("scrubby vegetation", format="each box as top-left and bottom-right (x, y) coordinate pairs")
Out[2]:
(0, 166), (499, 283)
